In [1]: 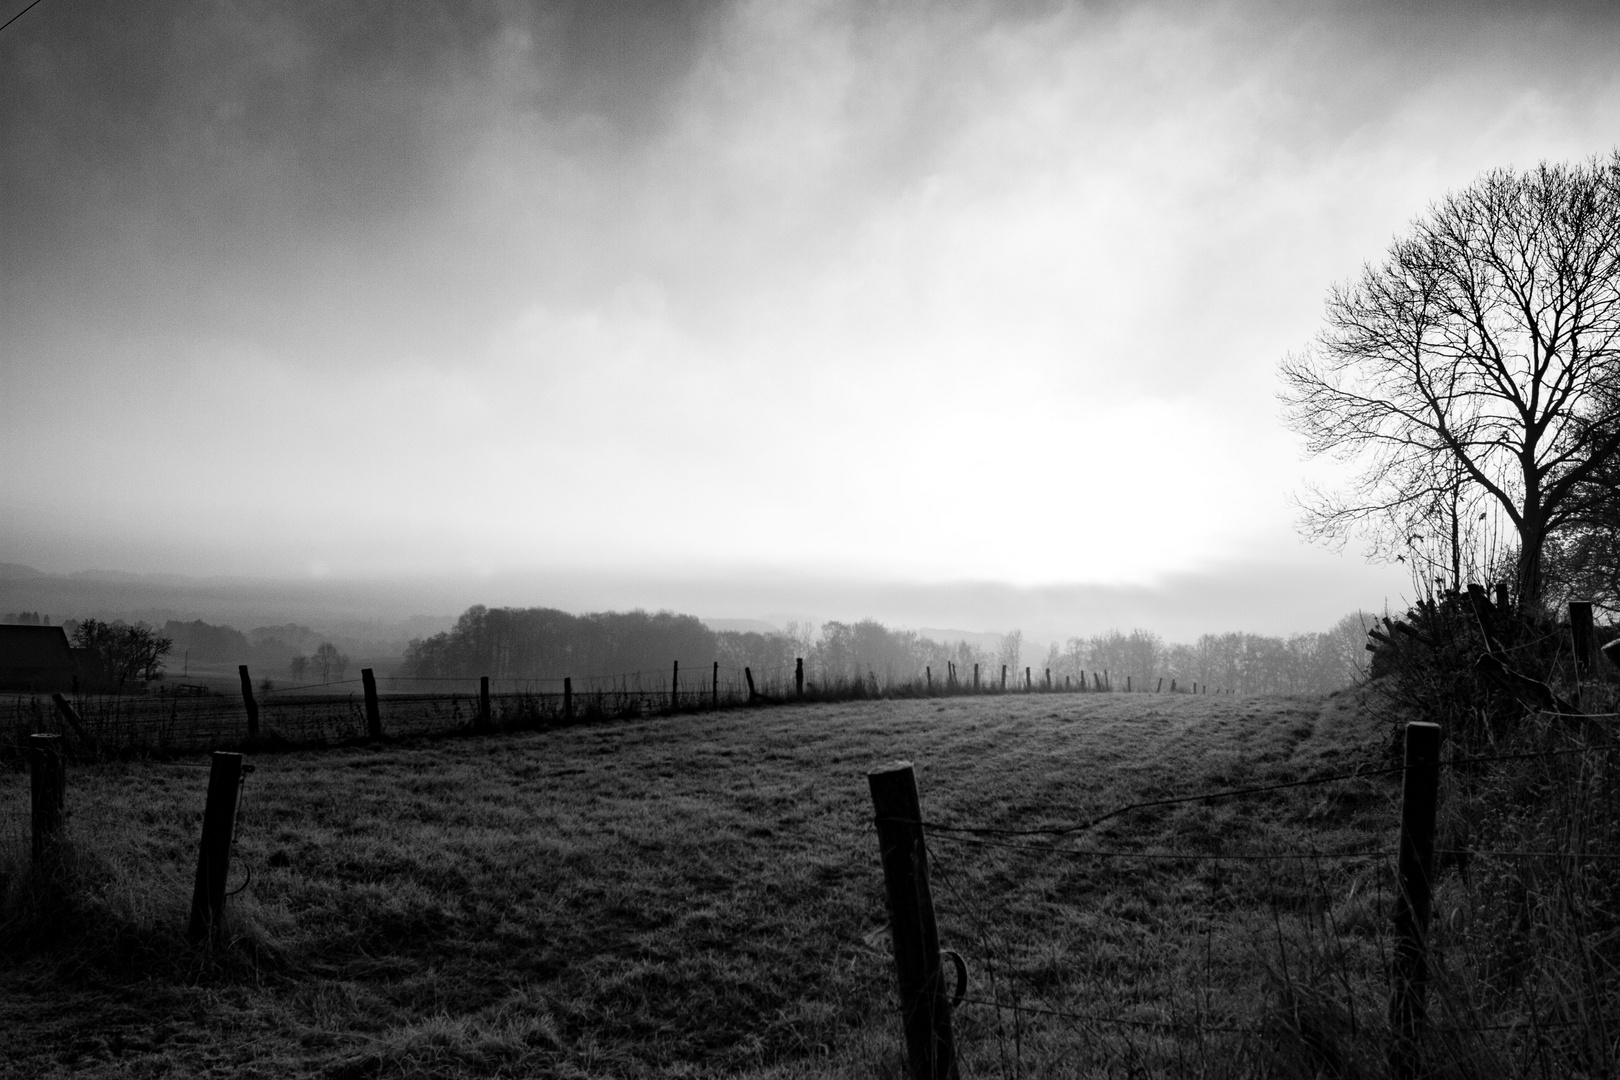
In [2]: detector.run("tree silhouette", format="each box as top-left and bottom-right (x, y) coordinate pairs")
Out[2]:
(1281, 153), (1620, 609)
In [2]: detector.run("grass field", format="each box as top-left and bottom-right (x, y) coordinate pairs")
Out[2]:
(0, 690), (1599, 1077)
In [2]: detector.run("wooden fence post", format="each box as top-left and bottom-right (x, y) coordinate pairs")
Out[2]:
(361, 668), (383, 741)
(1570, 601), (1595, 679)
(238, 665), (260, 738)
(868, 762), (959, 1080)
(49, 692), (97, 752)
(1126, 675), (1132, 693)
(713, 661), (720, 709)
(1024, 666), (1031, 691)
(926, 666), (932, 693)
(795, 658), (804, 699)
(745, 667), (757, 701)
(564, 676), (574, 721)
(1000, 664), (1007, 691)
(973, 663), (979, 691)
(1156, 677), (1163, 693)
(1390, 721), (1441, 1077)
(1044, 668), (1051, 690)
(29, 733), (65, 865)
(672, 660), (680, 710)
(187, 751), (246, 944)
(478, 675), (492, 732)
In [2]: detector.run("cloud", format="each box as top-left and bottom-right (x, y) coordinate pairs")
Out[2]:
(3, 0), (1619, 601)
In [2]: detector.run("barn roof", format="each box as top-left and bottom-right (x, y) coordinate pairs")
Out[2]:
(0, 624), (75, 668)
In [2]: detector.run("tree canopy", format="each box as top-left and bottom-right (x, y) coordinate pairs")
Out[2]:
(1280, 153), (1620, 609)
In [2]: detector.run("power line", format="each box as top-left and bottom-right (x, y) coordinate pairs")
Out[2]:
(0, 0), (45, 37)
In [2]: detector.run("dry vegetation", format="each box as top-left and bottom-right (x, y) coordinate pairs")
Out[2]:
(0, 690), (1612, 1077)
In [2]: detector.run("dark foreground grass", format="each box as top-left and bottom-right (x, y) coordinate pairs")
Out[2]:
(0, 690), (1589, 1077)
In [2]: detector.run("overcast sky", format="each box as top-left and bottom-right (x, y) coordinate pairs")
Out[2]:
(5, 0), (1620, 636)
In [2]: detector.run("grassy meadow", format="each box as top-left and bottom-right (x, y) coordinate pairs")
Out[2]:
(0, 690), (1609, 1077)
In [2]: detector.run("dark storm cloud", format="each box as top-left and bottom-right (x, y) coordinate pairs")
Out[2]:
(1, 0), (713, 355)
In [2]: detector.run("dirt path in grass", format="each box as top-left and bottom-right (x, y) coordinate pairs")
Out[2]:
(0, 690), (1390, 1078)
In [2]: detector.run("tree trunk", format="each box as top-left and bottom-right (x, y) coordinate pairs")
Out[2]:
(1516, 517), (1546, 612)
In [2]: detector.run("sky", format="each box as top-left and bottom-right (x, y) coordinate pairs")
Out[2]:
(5, 0), (1620, 639)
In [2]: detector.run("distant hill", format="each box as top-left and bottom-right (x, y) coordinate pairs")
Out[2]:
(702, 618), (782, 635)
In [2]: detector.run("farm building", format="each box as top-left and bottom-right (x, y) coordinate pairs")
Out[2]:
(0, 624), (98, 692)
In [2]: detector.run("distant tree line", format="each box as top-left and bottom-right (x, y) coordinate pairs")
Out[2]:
(1044, 614), (1373, 695)
(402, 605), (1373, 695)
(401, 606), (781, 681)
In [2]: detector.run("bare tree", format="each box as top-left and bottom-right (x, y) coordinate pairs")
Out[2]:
(71, 619), (172, 689)
(1281, 153), (1620, 610)
(312, 642), (340, 683)
(996, 630), (1023, 677)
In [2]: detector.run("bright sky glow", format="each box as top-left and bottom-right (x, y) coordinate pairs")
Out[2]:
(5, 0), (1620, 631)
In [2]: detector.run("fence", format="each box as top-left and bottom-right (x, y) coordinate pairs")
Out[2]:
(0, 736), (252, 945)
(866, 724), (1620, 1079)
(0, 653), (1240, 762)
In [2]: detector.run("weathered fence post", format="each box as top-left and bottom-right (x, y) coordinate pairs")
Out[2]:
(29, 733), (65, 865)
(926, 666), (932, 693)
(1171, 678), (1177, 692)
(672, 660), (680, 710)
(973, 663), (979, 691)
(478, 675), (492, 732)
(187, 751), (246, 945)
(1156, 677), (1163, 693)
(1044, 668), (1051, 690)
(50, 692), (97, 751)
(1390, 721), (1441, 1077)
(713, 661), (720, 709)
(868, 762), (959, 1080)
(745, 667), (757, 701)
(238, 665), (260, 738)
(1570, 601), (1595, 679)
(1024, 666), (1031, 691)
(1000, 664), (1007, 690)
(564, 676), (574, 721)
(361, 668), (383, 741)
(1127, 675), (1132, 693)
(795, 658), (804, 699)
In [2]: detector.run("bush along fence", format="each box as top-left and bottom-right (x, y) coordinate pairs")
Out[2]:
(18, 734), (253, 945)
(1, 653), (1237, 761)
(865, 721), (1620, 1080)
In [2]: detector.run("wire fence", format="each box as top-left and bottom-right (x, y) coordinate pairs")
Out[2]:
(0, 754), (248, 946)
(0, 663), (794, 759)
(873, 736), (1620, 1075)
(0, 654), (1189, 761)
